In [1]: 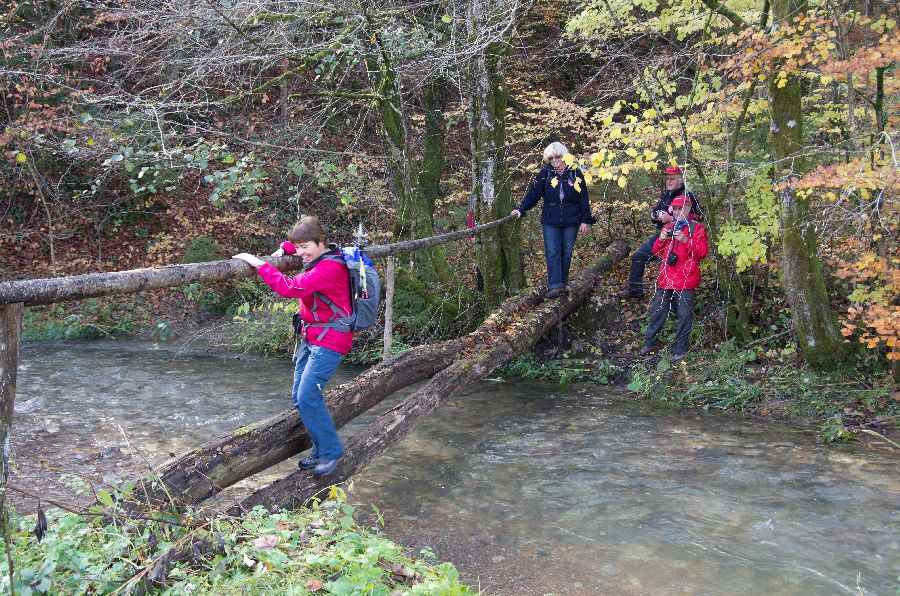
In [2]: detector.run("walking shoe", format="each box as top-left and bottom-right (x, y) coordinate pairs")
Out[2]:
(639, 344), (654, 356)
(617, 289), (644, 299)
(545, 287), (565, 299)
(298, 456), (319, 470)
(313, 458), (341, 477)
(672, 352), (686, 362)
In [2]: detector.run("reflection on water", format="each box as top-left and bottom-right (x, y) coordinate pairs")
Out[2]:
(13, 340), (900, 595)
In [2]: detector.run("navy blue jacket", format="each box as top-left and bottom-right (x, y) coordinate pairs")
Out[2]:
(517, 166), (595, 227)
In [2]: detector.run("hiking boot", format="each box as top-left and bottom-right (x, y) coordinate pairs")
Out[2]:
(545, 288), (565, 299)
(617, 289), (644, 299)
(298, 456), (319, 470)
(313, 458), (342, 478)
(639, 344), (654, 356)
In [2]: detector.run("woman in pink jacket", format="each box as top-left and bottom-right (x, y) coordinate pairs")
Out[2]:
(233, 216), (351, 477)
(639, 195), (709, 359)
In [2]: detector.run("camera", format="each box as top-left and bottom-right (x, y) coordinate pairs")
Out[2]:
(667, 252), (678, 267)
(665, 229), (674, 237)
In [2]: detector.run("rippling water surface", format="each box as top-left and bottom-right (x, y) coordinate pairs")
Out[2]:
(13, 340), (899, 594)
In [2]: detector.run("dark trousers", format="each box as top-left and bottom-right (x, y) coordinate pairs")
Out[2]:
(542, 224), (579, 289)
(626, 234), (660, 296)
(644, 288), (695, 355)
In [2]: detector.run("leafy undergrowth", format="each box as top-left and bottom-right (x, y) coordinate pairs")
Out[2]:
(625, 340), (899, 444)
(0, 487), (470, 595)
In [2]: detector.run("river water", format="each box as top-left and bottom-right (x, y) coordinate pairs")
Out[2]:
(11, 340), (899, 594)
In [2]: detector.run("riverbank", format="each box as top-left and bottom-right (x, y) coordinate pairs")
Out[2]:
(1, 492), (471, 594)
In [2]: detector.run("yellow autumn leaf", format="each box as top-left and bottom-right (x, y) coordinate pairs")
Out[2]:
(617, 176), (627, 188)
(625, 147), (638, 158)
(610, 128), (622, 139)
(691, 140), (701, 152)
(574, 181), (582, 193)
(643, 108), (657, 119)
(583, 172), (594, 185)
(16, 152), (27, 164)
(860, 188), (870, 199)
(550, 177), (559, 188)
(643, 149), (658, 160)
(563, 153), (575, 167)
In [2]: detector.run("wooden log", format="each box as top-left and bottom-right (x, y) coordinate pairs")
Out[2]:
(141, 278), (545, 507)
(0, 303), (24, 486)
(1, 303), (24, 584)
(0, 216), (516, 307)
(139, 338), (465, 506)
(235, 241), (628, 512)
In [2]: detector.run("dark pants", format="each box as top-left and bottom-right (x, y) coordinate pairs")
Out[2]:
(626, 234), (660, 296)
(542, 224), (579, 289)
(644, 288), (695, 356)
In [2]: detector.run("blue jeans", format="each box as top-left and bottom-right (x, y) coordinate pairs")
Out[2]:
(542, 224), (579, 289)
(292, 343), (344, 461)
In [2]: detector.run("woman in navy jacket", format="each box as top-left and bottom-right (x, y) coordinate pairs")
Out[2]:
(511, 142), (595, 298)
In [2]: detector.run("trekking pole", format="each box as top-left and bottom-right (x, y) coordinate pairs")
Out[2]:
(355, 222), (369, 298)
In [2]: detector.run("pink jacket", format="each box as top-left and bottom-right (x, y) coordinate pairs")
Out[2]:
(256, 247), (353, 355)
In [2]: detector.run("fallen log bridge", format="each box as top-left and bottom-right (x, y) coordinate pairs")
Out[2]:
(144, 241), (628, 512)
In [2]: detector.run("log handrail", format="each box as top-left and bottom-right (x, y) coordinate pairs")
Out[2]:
(0, 215), (516, 307)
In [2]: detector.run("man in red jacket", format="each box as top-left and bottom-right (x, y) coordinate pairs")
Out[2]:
(639, 195), (709, 359)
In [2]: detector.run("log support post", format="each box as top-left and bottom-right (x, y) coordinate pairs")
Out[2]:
(382, 255), (396, 360)
(1, 302), (24, 587)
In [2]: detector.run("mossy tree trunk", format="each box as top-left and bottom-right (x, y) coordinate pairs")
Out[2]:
(467, 0), (524, 308)
(769, 0), (845, 369)
(366, 21), (459, 296)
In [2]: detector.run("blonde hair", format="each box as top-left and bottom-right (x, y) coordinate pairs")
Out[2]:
(542, 142), (569, 163)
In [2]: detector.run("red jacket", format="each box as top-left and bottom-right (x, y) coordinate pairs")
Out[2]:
(256, 249), (353, 355)
(652, 220), (709, 290)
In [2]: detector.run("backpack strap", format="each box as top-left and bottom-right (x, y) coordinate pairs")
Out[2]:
(306, 252), (352, 340)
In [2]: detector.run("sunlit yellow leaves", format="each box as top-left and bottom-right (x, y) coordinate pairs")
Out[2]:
(643, 149), (658, 161)
(625, 147), (638, 158)
(15, 152), (27, 164)
(642, 108), (657, 119)
(563, 153), (575, 167)
(617, 176), (627, 188)
(574, 180), (582, 193)
(550, 177), (559, 188)
(583, 171), (594, 185)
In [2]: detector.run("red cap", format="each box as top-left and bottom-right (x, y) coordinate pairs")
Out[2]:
(664, 165), (683, 175)
(670, 195), (689, 207)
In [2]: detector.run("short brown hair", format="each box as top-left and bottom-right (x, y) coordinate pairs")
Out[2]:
(288, 216), (326, 245)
